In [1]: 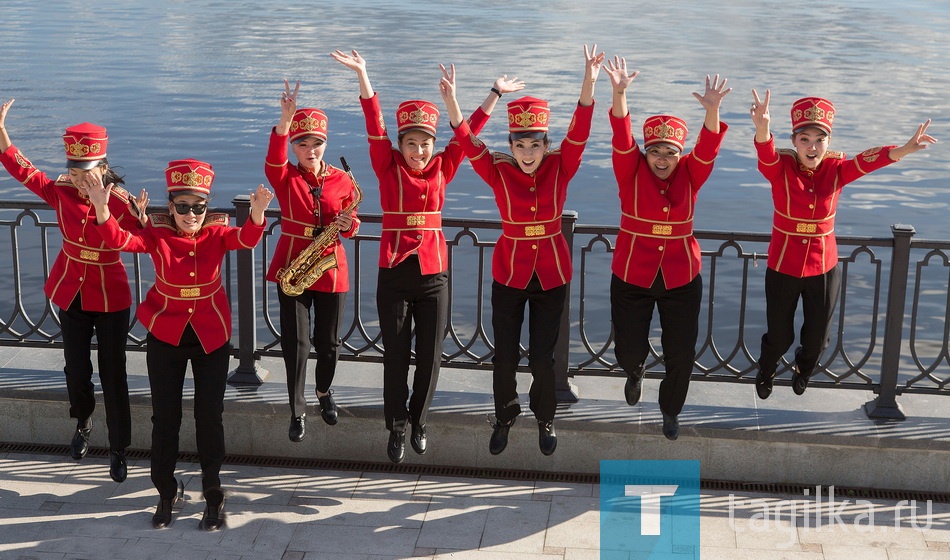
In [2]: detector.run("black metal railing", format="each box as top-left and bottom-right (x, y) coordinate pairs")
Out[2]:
(1, 197), (948, 420)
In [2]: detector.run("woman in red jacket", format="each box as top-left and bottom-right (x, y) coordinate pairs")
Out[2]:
(86, 160), (273, 531)
(265, 81), (360, 443)
(750, 90), (935, 399)
(603, 57), (731, 441)
(0, 99), (147, 483)
(332, 49), (523, 463)
(440, 44), (604, 457)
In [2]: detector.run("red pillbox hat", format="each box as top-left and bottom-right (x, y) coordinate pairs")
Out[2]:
(63, 123), (108, 169)
(166, 159), (214, 200)
(791, 97), (835, 134)
(396, 100), (439, 136)
(290, 108), (329, 143)
(507, 96), (550, 133)
(643, 115), (688, 151)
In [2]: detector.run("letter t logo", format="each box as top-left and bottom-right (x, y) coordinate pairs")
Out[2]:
(625, 485), (679, 535)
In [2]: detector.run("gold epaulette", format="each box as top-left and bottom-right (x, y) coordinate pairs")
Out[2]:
(203, 212), (230, 227)
(492, 152), (518, 166)
(825, 150), (845, 160)
(109, 184), (132, 204)
(149, 213), (177, 230)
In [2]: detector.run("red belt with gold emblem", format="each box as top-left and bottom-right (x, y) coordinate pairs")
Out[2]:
(381, 212), (442, 231)
(61, 239), (122, 265)
(281, 216), (323, 240)
(154, 275), (222, 300)
(619, 213), (693, 239)
(772, 211), (835, 238)
(501, 217), (561, 240)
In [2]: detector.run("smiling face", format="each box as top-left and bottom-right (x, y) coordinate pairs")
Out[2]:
(291, 136), (326, 171)
(398, 130), (435, 171)
(792, 127), (830, 170)
(510, 136), (549, 175)
(644, 143), (682, 180)
(169, 193), (207, 235)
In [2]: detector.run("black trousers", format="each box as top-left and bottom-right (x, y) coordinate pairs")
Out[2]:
(758, 266), (841, 378)
(278, 288), (346, 418)
(59, 295), (132, 451)
(146, 326), (229, 502)
(610, 272), (703, 417)
(490, 276), (567, 424)
(376, 256), (447, 433)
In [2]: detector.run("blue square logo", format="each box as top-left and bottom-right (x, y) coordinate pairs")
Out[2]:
(600, 460), (700, 559)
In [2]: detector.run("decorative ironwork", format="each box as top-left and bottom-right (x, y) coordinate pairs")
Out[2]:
(1, 199), (948, 419)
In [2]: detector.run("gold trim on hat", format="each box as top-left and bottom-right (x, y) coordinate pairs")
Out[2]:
(65, 141), (103, 159)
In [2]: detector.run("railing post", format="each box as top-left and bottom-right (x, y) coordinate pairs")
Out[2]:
(227, 195), (269, 386)
(556, 210), (579, 403)
(864, 224), (914, 420)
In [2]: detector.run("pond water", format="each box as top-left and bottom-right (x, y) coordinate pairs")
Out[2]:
(1, 0), (948, 238)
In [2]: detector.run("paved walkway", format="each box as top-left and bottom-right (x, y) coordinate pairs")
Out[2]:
(0, 450), (949, 559)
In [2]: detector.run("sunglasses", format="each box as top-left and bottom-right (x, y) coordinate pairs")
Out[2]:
(173, 202), (208, 215)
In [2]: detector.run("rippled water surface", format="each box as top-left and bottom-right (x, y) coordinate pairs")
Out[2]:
(2, 0), (948, 237)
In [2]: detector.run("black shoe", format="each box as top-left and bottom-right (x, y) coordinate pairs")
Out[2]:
(624, 372), (643, 406)
(288, 415), (306, 442)
(755, 369), (775, 400)
(198, 498), (226, 531)
(152, 480), (184, 529)
(109, 449), (127, 483)
(662, 411), (679, 441)
(387, 431), (406, 464)
(70, 421), (92, 460)
(538, 420), (557, 456)
(318, 392), (338, 426)
(791, 368), (811, 396)
(410, 423), (427, 455)
(489, 417), (515, 456)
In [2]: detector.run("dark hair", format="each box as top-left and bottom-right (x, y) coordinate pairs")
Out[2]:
(97, 159), (126, 187)
(508, 131), (549, 145)
(397, 131), (436, 146)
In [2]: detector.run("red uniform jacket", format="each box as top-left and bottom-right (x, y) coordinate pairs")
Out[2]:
(756, 136), (895, 277)
(454, 102), (595, 290)
(97, 212), (266, 353)
(264, 129), (360, 293)
(360, 94), (490, 274)
(0, 144), (140, 312)
(610, 112), (728, 289)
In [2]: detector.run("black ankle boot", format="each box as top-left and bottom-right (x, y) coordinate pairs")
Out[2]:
(387, 430), (406, 464)
(70, 419), (92, 460)
(110, 449), (127, 483)
(537, 420), (557, 456)
(489, 417), (516, 456)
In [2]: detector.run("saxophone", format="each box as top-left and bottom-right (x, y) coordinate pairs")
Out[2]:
(277, 157), (363, 297)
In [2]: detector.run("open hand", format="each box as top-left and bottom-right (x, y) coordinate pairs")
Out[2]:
(693, 74), (732, 110)
(604, 56), (639, 92)
(330, 49), (366, 73)
(494, 74), (525, 95)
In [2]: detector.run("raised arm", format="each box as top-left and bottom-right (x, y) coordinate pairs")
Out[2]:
(439, 64), (465, 129)
(750, 88), (772, 143)
(275, 80), (300, 136)
(692, 74), (731, 134)
(0, 99), (14, 152)
(331, 49), (374, 99)
(479, 74), (525, 115)
(604, 56), (639, 119)
(888, 119), (937, 161)
(579, 44), (605, 107)
(248, 184), (274, 226)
